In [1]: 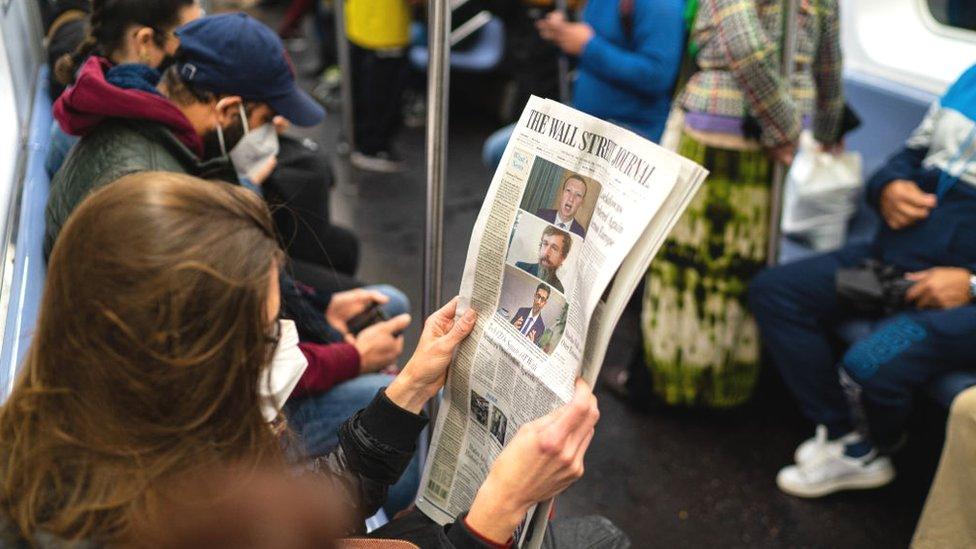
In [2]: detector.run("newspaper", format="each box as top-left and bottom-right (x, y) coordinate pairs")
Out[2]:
(416, 97), (707, 546)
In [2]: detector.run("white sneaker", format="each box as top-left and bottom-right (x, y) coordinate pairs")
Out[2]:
(794, 425), (860, 465)
(350, 150), (406, 173)
(777, 447), (895, 498)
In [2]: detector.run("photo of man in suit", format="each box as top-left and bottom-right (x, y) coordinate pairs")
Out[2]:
(509, 283), (550, 346)
(536, 174), (588, 238)
(515, 225), (571, 293)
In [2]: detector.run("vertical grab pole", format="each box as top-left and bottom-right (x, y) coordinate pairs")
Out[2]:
(554, 0), (571, 104)
(766, 0), (799, 265)
(424, 0), (451, 428)
(334, 0), (355, 156)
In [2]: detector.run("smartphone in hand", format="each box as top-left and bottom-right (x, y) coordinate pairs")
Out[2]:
(346, 301), (388, 336)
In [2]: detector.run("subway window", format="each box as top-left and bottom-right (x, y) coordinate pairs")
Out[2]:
(926, 0), (976, 32)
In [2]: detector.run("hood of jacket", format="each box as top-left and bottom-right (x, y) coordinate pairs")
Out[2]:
(53, 56), (204, 157)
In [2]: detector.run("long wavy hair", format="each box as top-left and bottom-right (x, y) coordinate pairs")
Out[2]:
(0, 172), (284, 543)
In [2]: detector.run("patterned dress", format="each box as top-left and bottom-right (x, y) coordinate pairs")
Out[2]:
(641, 0), (843, 407)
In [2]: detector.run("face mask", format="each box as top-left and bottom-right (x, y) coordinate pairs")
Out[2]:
(228, 104), (279, 182)
(261, 319), (308, 422)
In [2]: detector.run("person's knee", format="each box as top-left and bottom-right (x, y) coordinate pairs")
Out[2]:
(949, 386), (976, 428)
(840, 316), (929, 403)
(366, 284), (411, 318)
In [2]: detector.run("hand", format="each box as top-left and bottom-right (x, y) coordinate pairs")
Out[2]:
(386, 297), (477, 413)
(466, 379), (600, 543)
(880, 179), (936, 230)
(535, 11), (594, 56)
(248, 156), (278, 186)
(272, 115), (290, 134)
(767, 141), (797, 165)
(905, 267), (972, 309)
(326, 288), (390, 336)
(354, 314), (411, 373)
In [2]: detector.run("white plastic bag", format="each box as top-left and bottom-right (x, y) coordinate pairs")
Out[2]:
(782, 131), (863, 251)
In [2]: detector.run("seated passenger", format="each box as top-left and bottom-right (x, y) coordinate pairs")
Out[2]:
(46, 0), (203, 177)
(482, 0), (685, 169)
(749, 64), (976, 497)
(0, 172), (625, 548)
(46, 12), (414, 485)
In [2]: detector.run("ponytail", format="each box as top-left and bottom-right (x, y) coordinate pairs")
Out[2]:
(52, 0), (195, 87)
(54, 34), (98, 86)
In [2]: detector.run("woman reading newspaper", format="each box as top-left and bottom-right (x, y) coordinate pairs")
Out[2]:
(0, 172), (627, 548)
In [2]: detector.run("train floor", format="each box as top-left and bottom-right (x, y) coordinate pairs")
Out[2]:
(277, 19), (940, 549)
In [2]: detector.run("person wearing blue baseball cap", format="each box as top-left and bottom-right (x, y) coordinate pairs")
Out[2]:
(47, 12), (325, 256)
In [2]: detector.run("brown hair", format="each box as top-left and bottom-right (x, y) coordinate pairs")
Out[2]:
(0, 172), (284, 543)
(54, 0), (196, 86)
(542, 224), (572, 258)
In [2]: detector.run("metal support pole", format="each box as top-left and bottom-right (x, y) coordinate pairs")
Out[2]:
(766, 0), (799, 265)
(424, 0), (451, 428)
(554, 0), (571, 104)
(334, 0), (355, 156)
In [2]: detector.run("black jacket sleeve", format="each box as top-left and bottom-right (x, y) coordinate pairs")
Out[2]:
(311, 390), (427, 531)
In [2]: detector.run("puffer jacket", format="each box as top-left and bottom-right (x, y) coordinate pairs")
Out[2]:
(44, 118), (236, 258)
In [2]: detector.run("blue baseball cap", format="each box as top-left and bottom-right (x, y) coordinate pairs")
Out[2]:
(175, 13), (325, 127)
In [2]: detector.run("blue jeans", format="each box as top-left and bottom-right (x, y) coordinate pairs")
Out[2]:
(284, 285), (416, 514)
(749, 243), (976, 448)
(482, 124), (514, 171)
(285, 374), (422, 515)
(366, 284), (410, 320)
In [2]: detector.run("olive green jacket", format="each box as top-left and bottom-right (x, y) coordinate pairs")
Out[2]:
(44, 119), (236, 259)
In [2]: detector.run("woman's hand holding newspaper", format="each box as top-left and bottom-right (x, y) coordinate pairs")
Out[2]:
(386, 297), (477, 414)
(465, 379), (601, 543)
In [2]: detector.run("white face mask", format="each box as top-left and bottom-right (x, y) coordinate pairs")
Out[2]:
(227, 104), (280, 181)
(261, 319), (308, 423)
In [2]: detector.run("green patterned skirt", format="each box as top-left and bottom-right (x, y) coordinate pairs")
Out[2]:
(641, 131), (773, 408)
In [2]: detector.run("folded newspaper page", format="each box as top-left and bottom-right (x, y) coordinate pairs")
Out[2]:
(416, 97), (707, 546)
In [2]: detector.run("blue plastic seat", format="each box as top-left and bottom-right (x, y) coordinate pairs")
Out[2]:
(409, 17), (505, 73)
(0, 66), (53, 396)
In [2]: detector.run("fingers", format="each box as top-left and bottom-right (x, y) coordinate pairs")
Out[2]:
(896, 201), (933, 221)
(903, 188), (937, 209)
(540, 381), (598, 455)
(445, 309), (477, 346)
(365, 290), (390, 305)
(380, 313), (411, 334)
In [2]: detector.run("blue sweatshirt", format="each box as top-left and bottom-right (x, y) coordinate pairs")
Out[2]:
(868, 64), (976, 273)
(573, 0), (685, 142)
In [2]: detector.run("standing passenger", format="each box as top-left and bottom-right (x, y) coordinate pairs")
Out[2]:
(640, 0), (844, 407)
(345, 0), (411, 172)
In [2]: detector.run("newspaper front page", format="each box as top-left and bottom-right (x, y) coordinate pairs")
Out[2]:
(416, 97), (706, 541)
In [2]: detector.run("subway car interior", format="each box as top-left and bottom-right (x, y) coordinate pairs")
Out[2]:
(0, 0), (975, 546)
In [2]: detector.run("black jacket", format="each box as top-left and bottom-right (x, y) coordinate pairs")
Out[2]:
(323, 391), (505, 548)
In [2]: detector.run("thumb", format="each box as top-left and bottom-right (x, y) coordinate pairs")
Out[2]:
(379, 313), (411, 334)
(446, 309), (477, 345)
